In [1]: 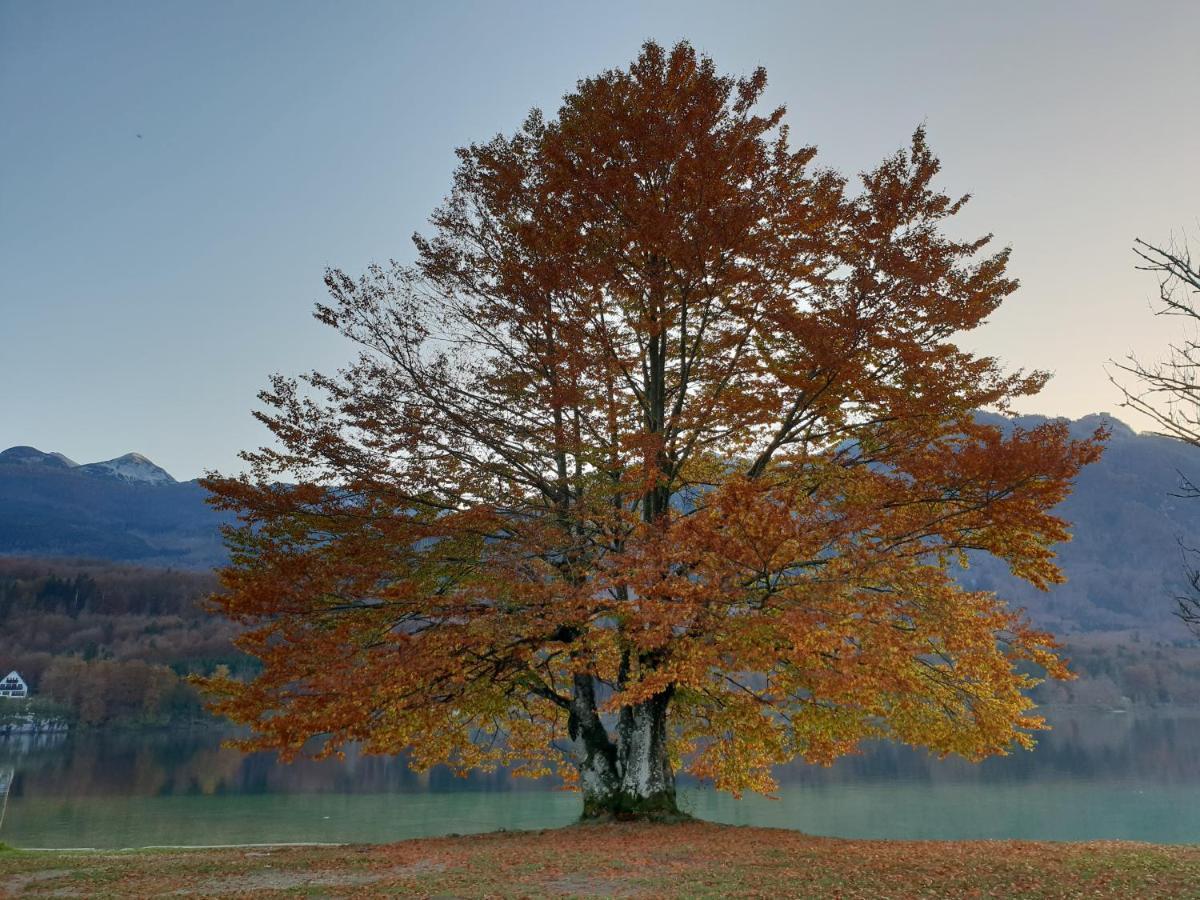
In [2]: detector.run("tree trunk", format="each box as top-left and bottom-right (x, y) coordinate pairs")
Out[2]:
(568, 674), (621, 816)
(573, 681), (684, 821)
(614, 689), (680, 819)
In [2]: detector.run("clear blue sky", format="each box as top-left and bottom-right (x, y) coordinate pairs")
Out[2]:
(3, 1), (1199, 479)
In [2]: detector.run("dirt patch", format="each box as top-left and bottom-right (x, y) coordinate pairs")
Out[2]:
(0, 868), (80, 896)
(541, 873), (646, 897)
(171, 860), (443, 895)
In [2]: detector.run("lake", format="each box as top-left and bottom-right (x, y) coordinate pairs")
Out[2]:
(2, 710), (1199, 848)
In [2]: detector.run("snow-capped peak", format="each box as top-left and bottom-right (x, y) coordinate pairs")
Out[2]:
(78, 452), (176, 485)
(0, 446), (78, 469)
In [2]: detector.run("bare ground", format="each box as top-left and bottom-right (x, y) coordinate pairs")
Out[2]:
(2, 821), (1199, 898)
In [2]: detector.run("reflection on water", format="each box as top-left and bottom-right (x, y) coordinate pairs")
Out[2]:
(2, 711), (1199, 847)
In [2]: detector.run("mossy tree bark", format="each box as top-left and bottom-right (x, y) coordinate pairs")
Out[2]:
(571, 678), (683, 821)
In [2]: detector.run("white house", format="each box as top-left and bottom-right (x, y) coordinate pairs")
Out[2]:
(0, 671), (28, 699)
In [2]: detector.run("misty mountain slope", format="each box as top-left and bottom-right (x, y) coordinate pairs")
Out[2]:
(962, 413), (1200, 638)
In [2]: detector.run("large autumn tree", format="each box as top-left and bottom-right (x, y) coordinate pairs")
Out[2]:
(204, 42), (1102, 820)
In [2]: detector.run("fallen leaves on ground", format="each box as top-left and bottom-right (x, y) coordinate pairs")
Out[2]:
(2, 822), (1198, 898)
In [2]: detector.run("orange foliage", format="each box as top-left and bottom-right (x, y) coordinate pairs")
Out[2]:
(202, 42), (1103, 802)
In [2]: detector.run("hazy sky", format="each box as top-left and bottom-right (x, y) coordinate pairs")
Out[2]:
(3, 1), (1199, 479)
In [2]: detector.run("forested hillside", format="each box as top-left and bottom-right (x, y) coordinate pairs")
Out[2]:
(0, 558), (240, 725)
(3, 561), (1200, 727)
(3, 412), (1200, 723)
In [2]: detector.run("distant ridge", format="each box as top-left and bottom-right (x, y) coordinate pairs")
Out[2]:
(77, 452), (176, 485)
(2, 416), (1200, 637)
(0, 446), (78, 470)
(0, 445), (226, 568)
(0, 446), (174, 484)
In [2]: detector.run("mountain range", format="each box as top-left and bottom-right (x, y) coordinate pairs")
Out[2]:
(0, 446), (228, 567)
(2, 414), (1200, 637)
(0, 446), (176, 485)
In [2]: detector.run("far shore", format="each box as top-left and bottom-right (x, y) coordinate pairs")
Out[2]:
(3, 700), (1198, 737)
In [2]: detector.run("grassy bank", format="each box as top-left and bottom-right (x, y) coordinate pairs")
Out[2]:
(2, 822), (1199, 897)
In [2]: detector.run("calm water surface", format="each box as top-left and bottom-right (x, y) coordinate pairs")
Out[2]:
(2, 711), (1199, 848)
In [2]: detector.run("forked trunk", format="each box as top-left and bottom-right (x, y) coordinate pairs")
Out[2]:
(573, 683), (683, 821)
